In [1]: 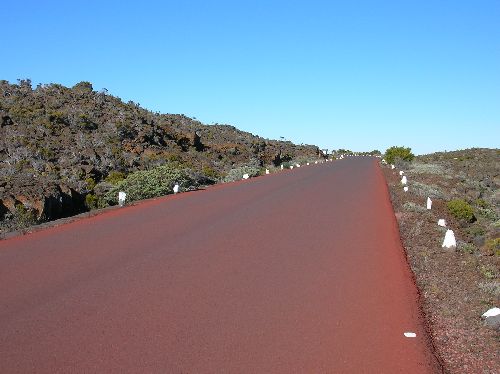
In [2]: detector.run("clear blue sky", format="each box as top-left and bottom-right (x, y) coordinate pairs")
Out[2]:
(2, 0), (499, 154)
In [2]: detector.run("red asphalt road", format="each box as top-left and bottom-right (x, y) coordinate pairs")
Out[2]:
(0, 158), (441, 373)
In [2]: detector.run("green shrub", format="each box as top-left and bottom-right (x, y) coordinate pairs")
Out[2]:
(105, 171), (126, 185)
(384, 146), (415, 165)
(447, 199), (476, 222)
(202, 165), (220, 180)
(85, 177), (96, 190)
(104, 164), (195, 205)
(14, 203), (37, 226)
(85, 193), (98, 210)
(484, 238), (500, 256)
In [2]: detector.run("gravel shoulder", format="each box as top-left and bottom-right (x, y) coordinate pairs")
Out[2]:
(382, 149), (499, 373)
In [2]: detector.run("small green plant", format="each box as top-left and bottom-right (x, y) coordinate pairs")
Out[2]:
(85, 177), (96, 190)
(459, 242), (477, 254)
(447, 199), (476, 222)
(202, 165), (220, 180)
(484, 238), (500, 256)
(479, 265), (498, 280)
(384, 146), (415, 165)
(85, 194), (98, 210)
(474, 199), (488, 208)
(14, 203), (37, 227)
(105, 171), (126, 185)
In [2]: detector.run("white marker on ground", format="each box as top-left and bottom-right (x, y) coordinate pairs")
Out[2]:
(118, 191), (126, 206)
(173, 184), (179, 194)
(427, 197), (432, 210)
(265, 169), (270, 175)
(403, 186), (409, 192)
(399, 170), (404, 175)
(482, 307), (500, 318)
(242, 173), (249, 180)
(401, 176), (407, 185)
(438, 219), (446, 227)
(442, 229), (456, 249)
(404, 332), (417, 338)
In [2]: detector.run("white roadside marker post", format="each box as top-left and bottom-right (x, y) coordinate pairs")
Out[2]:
(401, 176), (407, 185)
(399, 170), (404, 175)
(265, 169), (270, 175)
(438, 219), (446, 227)
(290, 165), (294, 170)
(403, 186), (409, 192)
(427, 197), (432, 210)
(242, 173), (249, 180)
(173, 184), (179, 194)
(442, 229), (457, 249)
(482, 307), (500, 329)
(391, 164), (395, 169)
(118, 191), (126, 207)
(281, 164), (284, 170)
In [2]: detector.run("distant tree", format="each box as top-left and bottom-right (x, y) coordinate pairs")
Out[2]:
(384, 146), (414, 164)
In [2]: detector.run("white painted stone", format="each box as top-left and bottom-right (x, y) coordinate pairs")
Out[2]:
(242, 173), (249, 180)
(438, 219), (446, 227)
(265, 169), (270, 175)
(403, 186), (409, 192)
(427, 197), (432, 210)
(173, 184), (179, 194)
(403, 332), (417, 338)
(482, 307), (500, 318)
(307, 163), (310, 166)
(442, 229), (457, 249)
(290, 166), (294, 169)
(482, 308), (500, 329)
(391, 164), (395, 169)
(399, 170), (404, 175)
(296, 163), (300, 167)
(281, 165), (284, 170)
(401, 176), (407, 185)
(118, 191), (126, 207)
(315, 161), (318, 164)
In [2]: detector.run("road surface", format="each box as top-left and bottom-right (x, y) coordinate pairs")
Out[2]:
(0, 158), (441, 373)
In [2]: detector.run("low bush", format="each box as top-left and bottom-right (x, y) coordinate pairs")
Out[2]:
(223, 165), (261, 182)
(104, 164), (195, 205)
(105, 171), (126, 185)
(447, 199), (476, 222)
(384, 146), (415, 165)
(85, 193), (98, 210)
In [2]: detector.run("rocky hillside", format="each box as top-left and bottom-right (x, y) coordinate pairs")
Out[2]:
(0, 79), (321, 233)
